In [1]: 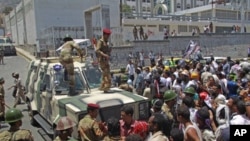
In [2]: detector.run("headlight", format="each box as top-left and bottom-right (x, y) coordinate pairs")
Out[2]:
(139, 101), (150, 120)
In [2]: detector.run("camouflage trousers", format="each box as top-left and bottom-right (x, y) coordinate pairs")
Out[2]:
(59, 55), (75, 87)
(0, 98), (5, 120)
(99, 61), (111, 91)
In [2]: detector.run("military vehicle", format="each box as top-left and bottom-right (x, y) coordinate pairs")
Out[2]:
(25, 56), (150, 139)
(0, 36), (16, 56)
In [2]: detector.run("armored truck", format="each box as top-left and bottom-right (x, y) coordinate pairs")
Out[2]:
(25, 57), (150, 139)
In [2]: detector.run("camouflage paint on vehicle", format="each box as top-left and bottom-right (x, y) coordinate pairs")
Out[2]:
(36, 63), (48, 112)
(25, 61), (34, 91)
(58, 95), (89, 116)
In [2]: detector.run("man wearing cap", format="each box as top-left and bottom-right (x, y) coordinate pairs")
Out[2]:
(78, 103), (107, 141)
(95, 28), (112, 93)
(59, 35), (84, 96)
(0, 77), (5, 124)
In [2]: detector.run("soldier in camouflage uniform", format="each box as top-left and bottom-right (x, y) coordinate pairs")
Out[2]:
(78, 103), (107, 141)
(0, 77), (5, 124)
(59, 35), (84, 96)
(54, 116), (77, 141)
(95, 28), (113, 93)
(0, 108), (34, 141)
(8, 73), (26, 108)
(0, 48), (4, 65)
(162, 90), (179, 128)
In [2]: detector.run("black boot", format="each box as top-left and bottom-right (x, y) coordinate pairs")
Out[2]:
(68, 87), (78, 96)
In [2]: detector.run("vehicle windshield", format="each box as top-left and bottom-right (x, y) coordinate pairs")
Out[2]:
(54, 68), (85, 91)
(82, 65), (101, 89)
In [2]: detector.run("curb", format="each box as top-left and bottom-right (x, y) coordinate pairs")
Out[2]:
(16, 48), (36, 61)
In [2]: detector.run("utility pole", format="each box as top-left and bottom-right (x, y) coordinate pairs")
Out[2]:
(14, 8), (19, 45)
(22, 0), (27, 44)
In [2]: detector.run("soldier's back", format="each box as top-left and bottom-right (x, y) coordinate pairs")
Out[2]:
(12, 129), (34, 141)
(78, 115), (97, 141)
(0, 130), (12, 141)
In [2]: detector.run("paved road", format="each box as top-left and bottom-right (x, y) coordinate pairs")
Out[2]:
(0, 56), (51, 141)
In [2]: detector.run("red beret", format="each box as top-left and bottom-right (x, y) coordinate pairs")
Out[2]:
(103, 28), (111, 35)
(87, 103), (100, 109)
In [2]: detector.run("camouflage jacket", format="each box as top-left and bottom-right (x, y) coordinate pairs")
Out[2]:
(0, 129), (34, 141)
(78, 115), (106, 141)
(95, 38), (111, 61)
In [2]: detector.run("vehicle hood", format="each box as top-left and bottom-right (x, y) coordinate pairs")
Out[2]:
(55, 88), (147, 116)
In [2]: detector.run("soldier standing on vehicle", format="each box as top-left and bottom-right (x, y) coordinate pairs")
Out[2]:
(78, 103), (107, 141)
(8, 73), (26, 108)
(95, 28), (113, 93)
(59, 35), (84, 96)
(0, 77), (5, 126)
(0, 108), (34, 141)
(54, 116), (77, 141)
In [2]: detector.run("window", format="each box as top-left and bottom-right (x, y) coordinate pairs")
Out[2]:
(44, 74), (51, 90)
(178, 25), (187, 32)
(53, 69), (85, 92)
(82, 66), (101, 89)
(177, 3), (181, 8)
(159, 25), (170, 32)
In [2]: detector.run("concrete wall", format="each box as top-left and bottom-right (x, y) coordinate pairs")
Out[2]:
(108, 33), (250, 69)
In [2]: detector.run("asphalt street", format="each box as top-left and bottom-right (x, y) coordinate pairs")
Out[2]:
(0, 56), (51, 141)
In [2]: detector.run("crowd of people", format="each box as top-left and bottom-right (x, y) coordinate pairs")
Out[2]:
(116, 55), (250, 141)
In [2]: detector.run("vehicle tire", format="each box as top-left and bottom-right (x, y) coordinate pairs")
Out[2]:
(27, 100), (38, 126)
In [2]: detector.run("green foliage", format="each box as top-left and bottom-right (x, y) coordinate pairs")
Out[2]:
(122, 4), (132, 14)
(120, 67), (126, 73)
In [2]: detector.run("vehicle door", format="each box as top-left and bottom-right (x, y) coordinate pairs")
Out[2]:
(40, 73), (53, 123)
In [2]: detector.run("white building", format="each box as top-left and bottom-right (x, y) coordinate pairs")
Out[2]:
(4, 0), (120, 47)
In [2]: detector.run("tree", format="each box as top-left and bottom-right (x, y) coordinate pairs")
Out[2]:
(2, 6), (13, 15)
(122, 4), (133, 17)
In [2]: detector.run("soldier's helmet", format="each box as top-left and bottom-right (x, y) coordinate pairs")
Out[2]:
(5, 108), (24, 123)
(163, 90), (177, 101)
(183, 87), (196, 95)
(56, 116), (76, 131)
(63, 34), (73, 42)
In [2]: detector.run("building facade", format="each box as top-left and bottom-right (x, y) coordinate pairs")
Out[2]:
(4, 0), (120, 47)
